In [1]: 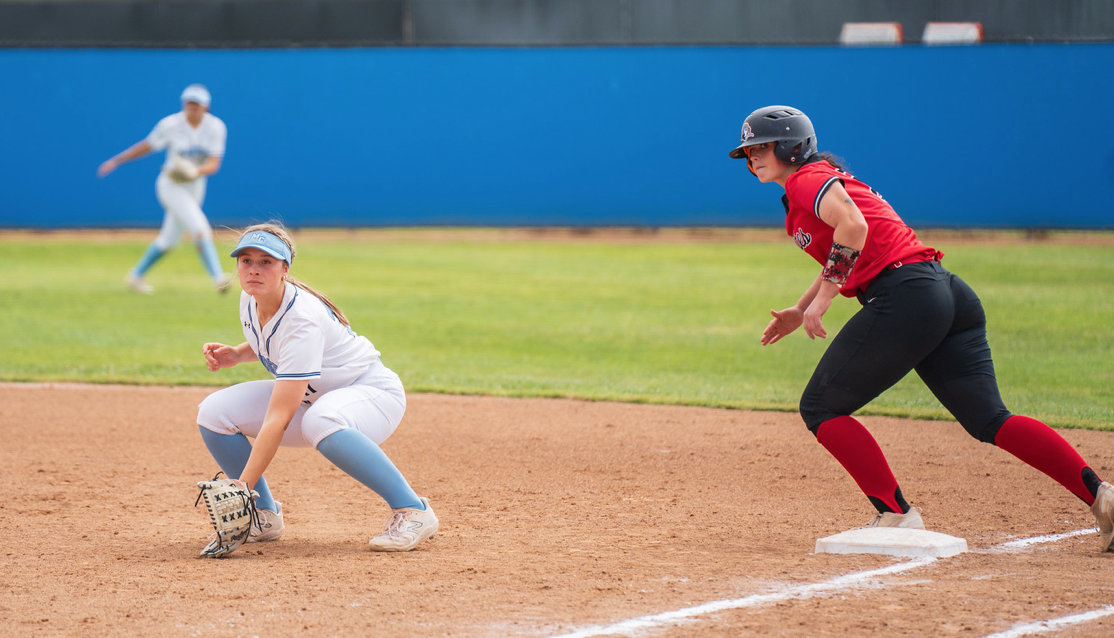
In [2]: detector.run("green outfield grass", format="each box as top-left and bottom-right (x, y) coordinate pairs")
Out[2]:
(1, 230), (1110, 430)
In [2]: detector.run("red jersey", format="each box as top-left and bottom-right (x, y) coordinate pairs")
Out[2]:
(782, 160), (942, 297)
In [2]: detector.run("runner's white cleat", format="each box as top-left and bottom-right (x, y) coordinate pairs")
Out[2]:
(126, 272), (154, 294)
(368, 497), (438, 552)
(1092, 482), (1114, 552)
(248, 502), (284, 543)
(865, 506), (925, 530)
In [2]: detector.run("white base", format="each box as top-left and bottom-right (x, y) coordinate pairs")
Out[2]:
(815, 528), (968, 558)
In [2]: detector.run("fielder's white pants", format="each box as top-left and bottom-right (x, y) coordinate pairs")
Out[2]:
(197, 366), (406, 449)
(153, 173), (213, 250)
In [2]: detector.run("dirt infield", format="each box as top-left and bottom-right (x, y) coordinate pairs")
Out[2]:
(2, 383), (1113, 637)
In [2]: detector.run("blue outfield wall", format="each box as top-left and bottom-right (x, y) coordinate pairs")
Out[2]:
(2, 44), (1113, 229)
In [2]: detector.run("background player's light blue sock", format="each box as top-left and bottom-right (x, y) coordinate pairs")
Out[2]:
(316, 428), (424, 510)
(197, 426), (278, 512)
(132, 244), (166, 277)
(195, 238), (223, 280)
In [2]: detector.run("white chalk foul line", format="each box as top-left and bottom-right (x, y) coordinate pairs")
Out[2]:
(543, 527), (1100, 638)
(999, 528), (1094, 548)
(978, 526), (1108, 637)
(979, 605), (1114, 638)
(545, 557), (936, 638)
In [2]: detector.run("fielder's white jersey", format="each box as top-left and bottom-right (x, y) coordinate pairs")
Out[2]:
(146, 111), (227, 184)
(240, 282), (387, 406)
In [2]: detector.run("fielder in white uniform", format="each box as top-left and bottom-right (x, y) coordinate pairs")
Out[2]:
(97, 84), (232, 294)
(195, 223), (438, 554)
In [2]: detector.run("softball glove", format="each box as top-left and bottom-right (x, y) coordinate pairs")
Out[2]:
(167, 154), (200, 183)
(194, 473), (258, 558)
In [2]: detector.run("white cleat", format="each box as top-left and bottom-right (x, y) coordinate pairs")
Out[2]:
(126, 273), (154, 294)
(368, 497), (438, 552)
(248, 502), (284, 543)
(1092, 482), (1114, 553)
(865, 506), (925, 530)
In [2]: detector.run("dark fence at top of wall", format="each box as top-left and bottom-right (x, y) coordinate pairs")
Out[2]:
(2, 0), (1112, 48)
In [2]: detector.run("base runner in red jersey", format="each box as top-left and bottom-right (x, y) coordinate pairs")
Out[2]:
(730, 105), (1113, 551)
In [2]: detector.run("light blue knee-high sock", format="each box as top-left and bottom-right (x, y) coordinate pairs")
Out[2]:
(198, 427), (277, 512)
(195, 238), (223, 280)
(316, 428), (423, 510)
(132, 244), (167, 277)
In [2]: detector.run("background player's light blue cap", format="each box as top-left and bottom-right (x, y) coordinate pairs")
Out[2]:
(180, 83), (211, 107)
(230, 230), (293, 264)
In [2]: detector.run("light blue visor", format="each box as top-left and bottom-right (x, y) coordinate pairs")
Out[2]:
(229, 231), (293, 264)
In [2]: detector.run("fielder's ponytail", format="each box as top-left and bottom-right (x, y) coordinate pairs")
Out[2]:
(238, 223), (351, 328)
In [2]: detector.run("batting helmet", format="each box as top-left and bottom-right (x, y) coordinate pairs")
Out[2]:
(728, 106), (817, 175)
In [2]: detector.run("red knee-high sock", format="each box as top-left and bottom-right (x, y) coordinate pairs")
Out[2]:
(994, 415), (1098, 505)
(816, 416), (905, 514)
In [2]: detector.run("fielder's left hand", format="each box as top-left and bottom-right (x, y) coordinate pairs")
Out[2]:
(203, 343), (239, 371)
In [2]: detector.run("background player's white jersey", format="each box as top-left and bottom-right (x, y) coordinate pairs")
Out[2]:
(147, 112), (227, 184)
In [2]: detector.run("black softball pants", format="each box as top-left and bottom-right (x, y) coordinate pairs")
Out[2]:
(799, 260), (1012, 443)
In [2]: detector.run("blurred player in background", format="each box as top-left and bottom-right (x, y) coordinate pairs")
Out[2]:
(733, 105), (1114, 552)
(196, 223), (438, 554)
(97, 83), (233, 294)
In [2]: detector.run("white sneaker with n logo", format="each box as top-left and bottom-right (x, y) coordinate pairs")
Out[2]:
(368, 497), (439, 552)
(248, 502), (284, 543)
